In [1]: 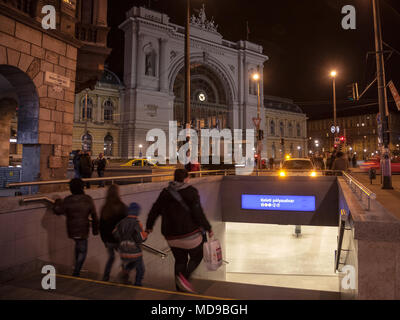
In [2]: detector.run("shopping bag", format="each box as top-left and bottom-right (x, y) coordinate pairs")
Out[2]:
(203, 237), (223, 271)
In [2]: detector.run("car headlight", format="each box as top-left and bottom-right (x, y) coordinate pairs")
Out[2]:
(279, 170), (286, 177)
(310, 171), (317, 177)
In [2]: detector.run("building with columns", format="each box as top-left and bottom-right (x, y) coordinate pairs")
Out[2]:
(73, 68), (124, 158)
(119, 6), (269, 159)
(264, 96), (308, 161)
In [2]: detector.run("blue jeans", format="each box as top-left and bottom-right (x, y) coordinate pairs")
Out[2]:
(98, 170), (105, 187)
(73, 239), (88, 277)
(103, 242), (118, 281)
(123, 257), (145, 286)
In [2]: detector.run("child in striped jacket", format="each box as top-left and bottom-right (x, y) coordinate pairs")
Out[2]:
(113, 203), (148, 286)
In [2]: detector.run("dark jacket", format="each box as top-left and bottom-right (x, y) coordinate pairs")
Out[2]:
(113, 215), (148, 261)
(73, 154), (80, 170)
(332, 157), (349, 171)
(100, 201), (128, 244)
(54, 194), (99, 239)
(79, 154), (93, 177)
(146, 181), (212, 240)
(96, 158), (107, 172)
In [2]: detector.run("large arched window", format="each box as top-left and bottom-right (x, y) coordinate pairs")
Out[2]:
(280, 121), (285, 137)
(270, 120), (275, 136)
(81, 97), (93, 120)
(104, 134), (113, 156)
(82, 132), (92, 152)
(104, 99), (113, 121)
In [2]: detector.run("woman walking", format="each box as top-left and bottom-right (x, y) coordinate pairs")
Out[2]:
(99, 184), (128, 281)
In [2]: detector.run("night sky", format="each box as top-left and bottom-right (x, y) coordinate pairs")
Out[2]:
(106, 0), (400, 119)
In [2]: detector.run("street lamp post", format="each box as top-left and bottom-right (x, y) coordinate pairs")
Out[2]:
(185, 0), (191, 132)
(330, 71), (337, 145)
(252, 73), (262, 170)
(372, 0), (393, 189)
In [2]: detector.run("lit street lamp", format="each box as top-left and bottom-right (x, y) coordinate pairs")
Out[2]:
(330, 70), (337, 143)
(252, 72), (262, 169)
(139, 144), (143, 158)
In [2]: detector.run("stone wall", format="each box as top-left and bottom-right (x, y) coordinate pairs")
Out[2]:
(0, 176), (225, 290)
(0, 13), (79, 189)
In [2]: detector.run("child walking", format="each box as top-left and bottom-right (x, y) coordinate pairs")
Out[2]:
(113, 203), (148, 286)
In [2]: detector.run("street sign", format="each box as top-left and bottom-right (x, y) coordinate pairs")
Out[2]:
(331, 126), (336, 134)
(334, 137), (340, 144)
(388, 80), (400, 111)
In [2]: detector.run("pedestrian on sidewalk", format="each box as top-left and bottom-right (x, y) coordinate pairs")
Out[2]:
(94, 153), (107, 188)
(53, 178), (99, 277)
(332, 151), (349, 173)
(73, 150), (82, 178)
(79, 151), (94, 189)
(145, 169), (213, 293)
(99, 184), (128, 281)
(352, 154), (357, 168)
(113, 203), (148, 286)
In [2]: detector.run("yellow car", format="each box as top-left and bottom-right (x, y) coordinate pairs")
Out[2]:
(120, 159), (175, 169)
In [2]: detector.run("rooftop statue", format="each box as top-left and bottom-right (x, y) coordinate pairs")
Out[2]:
(190, 4), (218, 33)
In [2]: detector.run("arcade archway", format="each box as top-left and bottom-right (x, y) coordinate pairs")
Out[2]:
(173, 64), (232, 130)
(0, 65), (40, 191)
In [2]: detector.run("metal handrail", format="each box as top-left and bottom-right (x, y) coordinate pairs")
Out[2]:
(342, 171), (377, 211)
(6, 170), (230, 190)
(141, 243), (168, 259)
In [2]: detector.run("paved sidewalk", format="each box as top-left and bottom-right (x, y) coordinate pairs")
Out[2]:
(351, 172), (400, 220)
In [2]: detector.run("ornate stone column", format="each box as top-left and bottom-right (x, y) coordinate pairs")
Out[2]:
(137, 33), (145, 88)
(159, 38), (169, 92)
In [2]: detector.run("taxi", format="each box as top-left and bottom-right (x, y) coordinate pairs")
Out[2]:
(120, 158), (175, 169)
(278, 157), (318, 177)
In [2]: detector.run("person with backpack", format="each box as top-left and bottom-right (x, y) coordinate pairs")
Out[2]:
(53, 178), (99, 277)
(145, 169), (213, 293)
(113, 203), (148, 286)
(99, 184), (128, 281)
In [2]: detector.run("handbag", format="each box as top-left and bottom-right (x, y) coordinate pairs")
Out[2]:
(203, 234), (223, 271)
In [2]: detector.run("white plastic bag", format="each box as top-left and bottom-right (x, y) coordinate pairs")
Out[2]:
(203, 237), (223, 271)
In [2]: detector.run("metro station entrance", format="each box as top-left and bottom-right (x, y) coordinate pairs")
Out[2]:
(225, 223), (339, 292)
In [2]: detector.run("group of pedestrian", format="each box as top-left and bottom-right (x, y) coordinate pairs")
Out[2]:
(53, 168), (212, 293)
(73, 150), (107, 188)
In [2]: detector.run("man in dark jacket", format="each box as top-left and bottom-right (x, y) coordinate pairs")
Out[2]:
(94, 153), (107, 188)
(54, 178), (99, 277)
(73, 150), (81, 178)
(79, 151), (94, 188)
(146, 169), (213, 293)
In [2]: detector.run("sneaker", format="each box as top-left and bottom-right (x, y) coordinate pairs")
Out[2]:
(176, 273), (196, 294)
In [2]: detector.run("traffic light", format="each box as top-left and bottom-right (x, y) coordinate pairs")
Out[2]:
(258, 130), (264, 141)
(346, 83), (359, 101)
(340, 136), (345, 143)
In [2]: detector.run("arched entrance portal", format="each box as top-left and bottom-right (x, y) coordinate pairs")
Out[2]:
(0, 65), (40, 192)
(173, 65), (231, 130)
